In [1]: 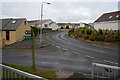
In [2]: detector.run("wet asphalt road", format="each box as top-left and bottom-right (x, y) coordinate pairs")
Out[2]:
(2, 31), (119, 74)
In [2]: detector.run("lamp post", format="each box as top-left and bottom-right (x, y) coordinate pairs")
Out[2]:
(40, 2), (50, 47)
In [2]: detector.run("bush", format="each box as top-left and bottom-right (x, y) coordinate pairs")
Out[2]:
(79, 33), (85, 38)
(66, 26), (69, 29)
(105, 37), (114, 42)
(96, 35), (105, 41)
(68, 28), (74, 36)
(114, 35), (120, 41)
(83, 34), (90, 39)
(80, 28), (86, 34)
(89, 32), (98, 41)
(98, 29), (103, 35)
(85, 28), (93, 34)
(60, 26), (64, 29)
(42, 28), (52, 33)
(31, 26), (39, 36)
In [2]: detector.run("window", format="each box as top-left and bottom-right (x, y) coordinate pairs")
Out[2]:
(109, 16), (112, 19)
(6, 31), (10, 40)
(11, 20), (16, 24)
(116, 15), (119, 18)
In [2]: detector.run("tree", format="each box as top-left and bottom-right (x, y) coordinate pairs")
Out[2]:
(60, 26), (64, 29)
(31, 26), (39, 36)
(66, 26), (69, 29)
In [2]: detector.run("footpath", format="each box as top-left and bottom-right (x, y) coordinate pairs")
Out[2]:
(5, 34), (50, 49)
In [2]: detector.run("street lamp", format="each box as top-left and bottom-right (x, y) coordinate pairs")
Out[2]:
(40, 2), (50, 47)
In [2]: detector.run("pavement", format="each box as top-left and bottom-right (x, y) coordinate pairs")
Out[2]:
(5, 34), (50, 49)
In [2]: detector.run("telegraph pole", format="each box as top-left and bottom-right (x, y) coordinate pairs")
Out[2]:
(31, 26), (35, 69)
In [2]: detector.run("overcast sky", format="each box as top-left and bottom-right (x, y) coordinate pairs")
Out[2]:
(1, 1), (120, 23)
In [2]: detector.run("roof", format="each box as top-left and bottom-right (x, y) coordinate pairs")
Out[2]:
(94, 11), (120, 23)
(57, 23), (80, 26)
(28, 19), (52, 26)
(1, 18), (26, 31)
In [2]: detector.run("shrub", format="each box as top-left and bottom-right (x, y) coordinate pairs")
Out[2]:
(79, 33), (86, 38)
(96, 35), (105, 41)
(80, 28), (86, 34)
(83, 34), (90, 39)
(114, 35), (120, 41)
(98, 29), (103, 35)
(42, 28), (52, 33)
(68, 28), (74, 36)
(31, 26), (39, 36)
(89, 32), (98, 41)
(105, 37), (114, 42)
(66, 26), (69, 29)
(85, 28), (93, 34)
(60, 26), (64, 29)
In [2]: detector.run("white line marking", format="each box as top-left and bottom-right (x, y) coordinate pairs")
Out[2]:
(104, 60), (118, 64)
(115, 63), (118, 65)
(63, 48), (68, 51)
(91, 56), (95, 59)
(85, 55), (91, 58)
(73, 52), (79, 55)
(56, 46), (61, 48)
(85, 55), (94, 59)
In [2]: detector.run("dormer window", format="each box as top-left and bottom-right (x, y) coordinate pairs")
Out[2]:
(116, 15), (119, 18)
(11, 20), (16, 24)
(109, 16), (112, 19)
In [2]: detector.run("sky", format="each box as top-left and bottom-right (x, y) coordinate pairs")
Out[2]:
(1, 0), (120, 23)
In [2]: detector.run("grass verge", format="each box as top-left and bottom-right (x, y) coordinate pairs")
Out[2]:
(2, 63), (57, 79)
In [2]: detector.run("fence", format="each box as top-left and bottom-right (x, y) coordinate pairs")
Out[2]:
(91, 63), (120, 79)
(0, 64), (48, 80)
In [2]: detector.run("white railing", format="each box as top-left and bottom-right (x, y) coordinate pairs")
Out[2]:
(0, 64), (48, 80)
(91, 63), (120, 79)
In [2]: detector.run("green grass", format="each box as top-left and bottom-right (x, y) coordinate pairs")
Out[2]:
(3, 63), (31, 72)
(38, 71), (57, 79)
(2, 63), (57, 79)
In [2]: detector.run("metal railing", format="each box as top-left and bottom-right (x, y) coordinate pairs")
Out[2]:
(0, 64), (48, 80)
(91, 63), (120, 79)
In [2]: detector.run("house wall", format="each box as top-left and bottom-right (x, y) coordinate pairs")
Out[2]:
(94, 20), (119, 30)
(2, 31), (16, 45)
(49, 22), (58, 30)
(1, 20), (31, 45)
(79, 23), (85, 27)
(16, 20), (31, 42)
(42, 20), (52, 28)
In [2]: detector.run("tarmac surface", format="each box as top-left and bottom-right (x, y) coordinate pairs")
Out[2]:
(2, 31), (119, 77)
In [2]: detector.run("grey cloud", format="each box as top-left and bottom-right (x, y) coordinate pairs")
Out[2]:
(1, 2), (118, 23)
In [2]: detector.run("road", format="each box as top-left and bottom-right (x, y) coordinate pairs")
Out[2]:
(46, 31), (118, 65)
(2, 31), (119, 75)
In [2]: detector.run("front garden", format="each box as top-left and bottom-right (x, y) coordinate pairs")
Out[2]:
(68, 27), (120, 42)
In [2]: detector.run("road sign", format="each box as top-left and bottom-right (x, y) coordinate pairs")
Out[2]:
(23, 36), (32, 39)
(25, 30), (32, 34)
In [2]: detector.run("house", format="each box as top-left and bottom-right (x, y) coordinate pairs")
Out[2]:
(28, 19), (59, 30)
(94, 11), (120, 30)
(57, 22), (92, 29)
(0, 18), (31, 45)
(79, 22), (92, 28)
(57, 23), (80, 28)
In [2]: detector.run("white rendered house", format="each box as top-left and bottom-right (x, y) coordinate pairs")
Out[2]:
(94, 11), (120, 30)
